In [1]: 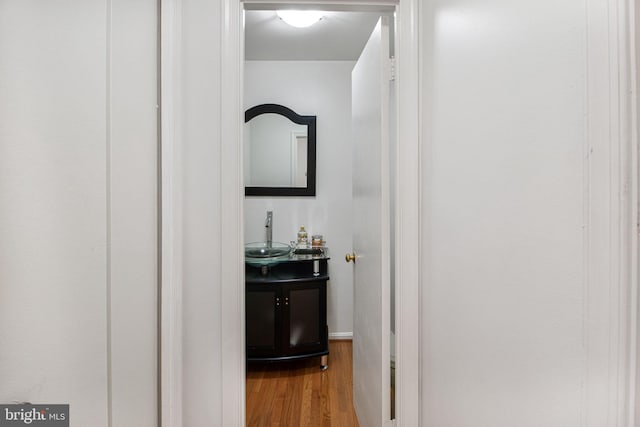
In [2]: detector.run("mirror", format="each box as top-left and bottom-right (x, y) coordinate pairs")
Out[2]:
(244, 104), (316, 196)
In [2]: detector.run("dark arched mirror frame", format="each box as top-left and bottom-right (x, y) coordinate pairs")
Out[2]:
(244, 103), (316, 197)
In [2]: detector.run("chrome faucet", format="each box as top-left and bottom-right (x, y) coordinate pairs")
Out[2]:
(265, 211), (273, 247)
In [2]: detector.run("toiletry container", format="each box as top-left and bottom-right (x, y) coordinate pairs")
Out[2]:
(297, 226), (308, 246)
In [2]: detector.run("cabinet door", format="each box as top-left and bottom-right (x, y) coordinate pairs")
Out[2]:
(282, 282), (327, 356)
(246, 284), (280, 357)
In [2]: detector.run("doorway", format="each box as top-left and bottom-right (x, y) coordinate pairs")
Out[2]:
(243, 4), (396, 425)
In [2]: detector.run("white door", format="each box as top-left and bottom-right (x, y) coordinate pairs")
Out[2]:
(350, 17), (392, 427)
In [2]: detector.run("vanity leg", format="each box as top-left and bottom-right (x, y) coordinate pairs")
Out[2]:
(320, 355), (328, 370)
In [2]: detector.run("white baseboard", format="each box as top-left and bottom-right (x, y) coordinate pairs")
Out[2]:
(329, 332), (353, 340)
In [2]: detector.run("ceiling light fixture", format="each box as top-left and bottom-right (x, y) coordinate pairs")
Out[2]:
(276, 10), (323, 28)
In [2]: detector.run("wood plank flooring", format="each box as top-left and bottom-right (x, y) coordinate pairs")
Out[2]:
(246, 340), (360, 427)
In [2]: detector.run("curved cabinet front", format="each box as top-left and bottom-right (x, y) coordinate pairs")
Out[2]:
(245, 258), (329, 362)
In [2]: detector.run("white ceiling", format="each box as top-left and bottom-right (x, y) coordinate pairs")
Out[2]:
(244, 10), (387, 61)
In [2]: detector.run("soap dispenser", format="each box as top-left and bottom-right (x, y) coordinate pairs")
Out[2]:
(297, 226), (308, 246)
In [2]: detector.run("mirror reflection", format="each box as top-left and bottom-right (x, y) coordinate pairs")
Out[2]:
(244, 104), (316, 196)
(245, 113), (307, 187)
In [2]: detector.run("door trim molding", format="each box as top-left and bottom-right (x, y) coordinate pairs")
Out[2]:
(585, 0), (638, 424)
(160, 0), (183, 425)
(394, 0), (421, 425)
(628, 0), (639, 424)
(220, 1), (246, 425)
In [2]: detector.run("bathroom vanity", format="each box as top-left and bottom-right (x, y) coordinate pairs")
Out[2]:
(245, 249), (329, 369)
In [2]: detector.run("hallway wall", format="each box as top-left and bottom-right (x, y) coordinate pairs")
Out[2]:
(419, 0), (635, 425)
(0, 1), (158, 425)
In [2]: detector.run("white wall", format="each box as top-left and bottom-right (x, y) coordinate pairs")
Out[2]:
(419, 0), (634, 426)
(0, 1), (157, 425)
(244, 61), (355, 336)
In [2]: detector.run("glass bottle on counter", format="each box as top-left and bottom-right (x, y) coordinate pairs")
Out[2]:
(297, 226), (308, 247)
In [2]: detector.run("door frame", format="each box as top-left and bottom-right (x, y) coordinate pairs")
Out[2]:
(634, 2), (640, 424)
(160, 0), (420, 425)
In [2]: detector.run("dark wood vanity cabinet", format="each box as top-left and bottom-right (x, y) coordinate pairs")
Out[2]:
(246, 258), (329, 364)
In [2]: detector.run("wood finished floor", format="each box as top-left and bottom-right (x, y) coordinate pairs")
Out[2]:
(246, 340), (360, 427)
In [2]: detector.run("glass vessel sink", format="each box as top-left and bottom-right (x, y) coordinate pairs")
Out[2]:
(245, 242), (292, 265)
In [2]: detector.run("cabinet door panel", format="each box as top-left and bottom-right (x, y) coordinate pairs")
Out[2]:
(283, 282), (327, 355)
(246, 286), (278, 355)
(288, 287), (320, 347)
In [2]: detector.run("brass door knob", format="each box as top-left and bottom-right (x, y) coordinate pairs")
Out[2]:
(345, 252), (356, 263)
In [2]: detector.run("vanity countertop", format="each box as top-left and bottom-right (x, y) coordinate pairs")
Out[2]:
(245, 248), (330, 284)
